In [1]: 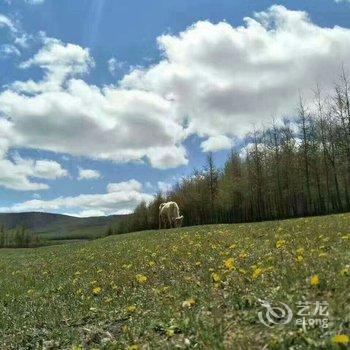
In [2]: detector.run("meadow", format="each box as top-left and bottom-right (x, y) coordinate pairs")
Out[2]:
(0, 213), (349, 349)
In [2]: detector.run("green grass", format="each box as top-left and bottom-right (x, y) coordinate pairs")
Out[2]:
(0, 213), (349, 349)
(38, 225), (108, 242)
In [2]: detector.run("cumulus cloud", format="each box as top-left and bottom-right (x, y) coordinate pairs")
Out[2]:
(0, 38), (186, 169)
(1, 5), (350, 177)
(158, 181), (173, 194)
(0, 118), (68, 191)
(16, 38), (94, 92)
(32, 158), (69, 179)
(78, 168), (101, 180)
(201, 135), (233, 152)
(107, 179), (142, 193)
(0, 154), (68, 191)
(0, 179), (153, 216)
(122, 5), (350, 139)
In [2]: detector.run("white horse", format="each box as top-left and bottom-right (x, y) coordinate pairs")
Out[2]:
(159, 201), (184, 229)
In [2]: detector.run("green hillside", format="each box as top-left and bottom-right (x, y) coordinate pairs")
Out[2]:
(0, 213), (349, 349)
(0, 212), (127, 241)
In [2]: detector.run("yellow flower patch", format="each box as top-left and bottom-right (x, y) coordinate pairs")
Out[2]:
(127, 305), (137, 313)
(296, 255), (304, 263)
(332, 334), (349, 345)
(276, 239), (286, 249)
(252, 267), (263, 279)
(310, 275), (320, 286)
(92, 286), (102, 295)
(211, 272), (221, 283)
(223, 258), (235, 271)
(182, 298), (196, 308)
(135, 274), (148, 284)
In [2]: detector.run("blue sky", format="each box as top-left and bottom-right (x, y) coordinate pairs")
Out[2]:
(0, 0), (350, 216)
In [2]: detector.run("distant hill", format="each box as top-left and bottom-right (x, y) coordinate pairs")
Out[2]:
(0, 212), (127, 241)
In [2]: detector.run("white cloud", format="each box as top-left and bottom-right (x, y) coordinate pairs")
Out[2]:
(0, 154), (68, 191)
(32, 159), (69, 179)
(0, 14), (16, 33)
(158, 181), (172, 194)
(121, 5), (350, 139)
(1, 6), (350, 174)
(16, 38), (94, 92)
(0, 158), (49, 191)
(201, 135), (233, 152)
(73, 209), (106, 217)
(107, 179), (142, 193)
(0, 38), (186, 169)
(0, 13), (34, 51)
(0, 179), (153, 216)
(239, 142), (268, 159)
(0, 44), (20, 57)
(25, 0), (45, 4)
(78, 168), (101, 180)
(4, 0), (45, 3)
(108, 57), (124, 75)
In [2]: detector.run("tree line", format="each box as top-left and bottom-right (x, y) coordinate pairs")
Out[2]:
(0, 226), (41, 248)
(115, 72), (350, 234)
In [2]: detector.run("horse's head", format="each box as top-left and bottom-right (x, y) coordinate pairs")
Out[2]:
(174, 215), (184, 228)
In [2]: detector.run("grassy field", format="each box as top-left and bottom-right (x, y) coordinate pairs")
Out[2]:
(0, 214), (349, 349)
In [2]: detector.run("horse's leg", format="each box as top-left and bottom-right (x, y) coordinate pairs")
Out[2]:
(167, 213), (172, 228)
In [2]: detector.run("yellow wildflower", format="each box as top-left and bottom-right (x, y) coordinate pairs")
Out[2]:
(166, 328), (175, 337)
(296, 255), (304, 263)
(211, 272), (221, 283)
(310, 275), (320, 286)
(340, 265), (350, 276)
(239, 252), (248, 259)
(276, 239), (286, 249)
(224, 258), (235, 271)
(332, 334), (349, 345)
(92, 286), (102, 295)
(182, 298), (196, 308)
(127, 305), (137, 313)
(252, 267), (263, 279)
(135, 274), (148, 284)
(127, 346), (140, 350)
